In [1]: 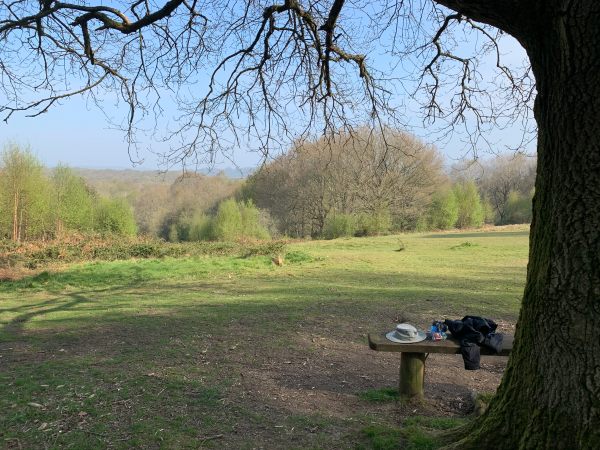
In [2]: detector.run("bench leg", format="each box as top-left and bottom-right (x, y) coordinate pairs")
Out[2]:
(399, 352), (426, 399)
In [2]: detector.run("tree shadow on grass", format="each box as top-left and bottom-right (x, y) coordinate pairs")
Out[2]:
(0, 265), (519, 449)
(422, 231), (529, 239)
(0, 304), (502, 449)
(2, 292), (92, 336)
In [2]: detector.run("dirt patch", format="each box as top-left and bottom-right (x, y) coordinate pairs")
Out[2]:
(228, 329), (509, 423)
(0, 308), (513, 449)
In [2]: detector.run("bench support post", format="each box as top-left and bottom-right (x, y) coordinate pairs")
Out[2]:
(399, 352), (426, 399)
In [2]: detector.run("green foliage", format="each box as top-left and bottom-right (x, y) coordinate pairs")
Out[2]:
(239, 199), (270, 240)
(168, 223), (180, 242)
(403, 416), (466, 431)
(0, 144), (53, 240)
(213, 198), (243, 240)
(361, 425), (403, 450)
(505, 190), (533, 224)
(187, 212), (216, 241)
(283, 250), (315, 263)
(481, 197), (496, 224)
(94, 198), (137, 236)
(359, 417), (466, 450)
(355, 208), (392, 236)
(323, 213), (356, 239)
(427, 189), (459, 230)
(167, 211), (215, 242)
(0, 145), (145, 241)
(208, 199), (270, 241)
(241, 240), (286, 258)
(52, 165), (95, 233)
(453, 181), (484, 228)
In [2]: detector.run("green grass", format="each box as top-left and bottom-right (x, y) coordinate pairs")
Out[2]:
(360, 424), (404, 450)
(359, 417), (468, 450)
(358, 387), (400, 403)
(0, 226), (529, 448)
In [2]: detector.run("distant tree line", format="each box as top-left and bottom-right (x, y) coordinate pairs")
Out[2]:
(1, 136), (535, 243)
(243, 129), (536, 238)
(124, 172), (269, 242)
(0, 144), (137, 241)
(244, 129), (445, 237)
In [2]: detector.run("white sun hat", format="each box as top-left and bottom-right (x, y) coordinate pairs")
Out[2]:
(386, 323), (427, 343)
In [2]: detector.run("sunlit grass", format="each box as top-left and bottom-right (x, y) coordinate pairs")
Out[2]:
(0, 226), (529, 449)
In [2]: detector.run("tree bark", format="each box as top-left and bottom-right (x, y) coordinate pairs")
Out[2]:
(448, 2), (600, 448)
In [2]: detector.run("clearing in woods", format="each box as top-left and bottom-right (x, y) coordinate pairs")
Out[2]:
(0, 226), (528, 449)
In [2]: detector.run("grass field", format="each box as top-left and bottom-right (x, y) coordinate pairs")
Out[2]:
(0, 226), (529, 449)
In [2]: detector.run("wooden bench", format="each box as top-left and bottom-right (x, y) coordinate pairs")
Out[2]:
(368, 333), (513, 399)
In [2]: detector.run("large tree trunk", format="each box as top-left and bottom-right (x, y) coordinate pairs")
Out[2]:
(451, 3), (600, 448)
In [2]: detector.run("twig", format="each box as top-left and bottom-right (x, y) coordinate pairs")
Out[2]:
(199, 434), (224, 442)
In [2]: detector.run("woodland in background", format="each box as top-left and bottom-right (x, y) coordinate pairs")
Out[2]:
(244, 129), (535, 238)
(0, 135), (535, 243)
(0, 144), (137, 241)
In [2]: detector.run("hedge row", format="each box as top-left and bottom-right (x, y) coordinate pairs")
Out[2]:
(0, 235), (286, 269)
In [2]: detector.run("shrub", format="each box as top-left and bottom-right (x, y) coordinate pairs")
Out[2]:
(453, 181), (484, 229)
(181, 199), (270, 242)
(323, 214), (356, 239)
(168, 223), (180, 242)
(213, 198), (243, 241)
(426, 189), (459, 230)
(505, 190), (533, 224)
(187, 212), (216, 241)
(239, 200), (270, 240)
(94, 198), (137, 236)
(355, 208), (391, 236)
(0, 235), (287, 269)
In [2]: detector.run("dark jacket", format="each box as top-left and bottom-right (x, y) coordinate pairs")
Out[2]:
(444, 316), (504, 370)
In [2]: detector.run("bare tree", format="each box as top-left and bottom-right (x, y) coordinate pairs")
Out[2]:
(246, 129), (444, 236)
(479, 154), (536, 224)
(1, 1), (599, 447)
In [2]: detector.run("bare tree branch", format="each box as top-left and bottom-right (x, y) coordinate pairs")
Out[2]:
(0, 0), (535, 166)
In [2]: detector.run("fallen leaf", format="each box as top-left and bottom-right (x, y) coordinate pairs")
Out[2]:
(28, 402), (43, 408)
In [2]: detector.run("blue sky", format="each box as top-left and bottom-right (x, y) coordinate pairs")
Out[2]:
(2, 99), (265, 171)
(0, 8), (534, 172)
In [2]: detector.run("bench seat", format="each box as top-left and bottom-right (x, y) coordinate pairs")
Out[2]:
(368, 332), (514, 399)
(368, 333), (513, 355)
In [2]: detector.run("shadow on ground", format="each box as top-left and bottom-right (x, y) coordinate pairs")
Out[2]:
(0, 266), (516, 449)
